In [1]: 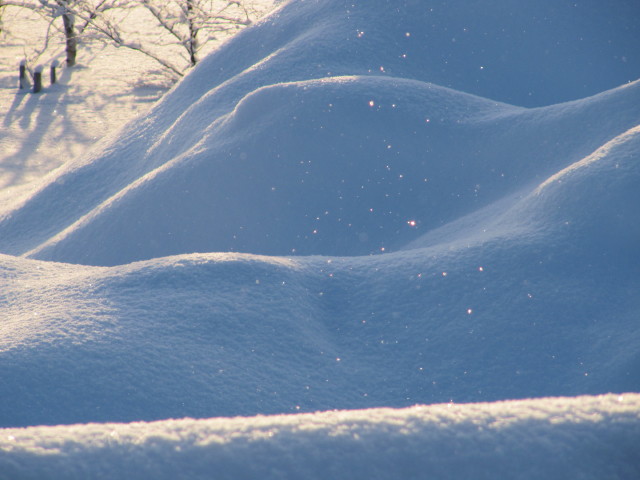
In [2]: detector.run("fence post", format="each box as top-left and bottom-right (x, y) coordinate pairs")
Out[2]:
(19, 59), (27, 89)
(50, 60), (59, 84)
(33, 65), (43, 93)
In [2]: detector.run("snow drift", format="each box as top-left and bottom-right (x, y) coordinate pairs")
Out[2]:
(0, 0), (639, 265)
(1, 394), (639, 480)
(1, 0), (639, 477)
(2, 125), (639, 425)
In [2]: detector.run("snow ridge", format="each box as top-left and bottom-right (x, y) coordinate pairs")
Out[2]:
(1, 394), (639, 480)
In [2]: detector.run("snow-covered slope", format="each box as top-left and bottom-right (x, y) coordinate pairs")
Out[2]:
(0, 0), (639, 265)
(2, 78), (637, 265)
(1, 0), (639, 477)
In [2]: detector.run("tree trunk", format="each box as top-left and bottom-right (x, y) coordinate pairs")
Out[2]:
(186, 0), (199, 67)
(61, 4), (77, 67)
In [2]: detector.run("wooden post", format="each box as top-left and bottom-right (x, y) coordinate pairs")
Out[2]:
(33, 65), (43, 93)
(50, 60), (59, 84)
(19, 59), (27, 90)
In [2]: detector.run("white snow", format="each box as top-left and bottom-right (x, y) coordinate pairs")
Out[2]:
(1, 0), (639, 478)
(0, 6), (170, 196)
(1, 394), (639, 480)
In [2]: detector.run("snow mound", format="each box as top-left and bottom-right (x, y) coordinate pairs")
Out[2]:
(1, 394), (639, 480)
(2, 129), (639, 425)
(0, 0), (639, 265)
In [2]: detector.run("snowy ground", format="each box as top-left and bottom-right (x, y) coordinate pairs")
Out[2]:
(0, 6), (169, 200)
(0, 2), (273, 202)
(1, 0), (639, 478)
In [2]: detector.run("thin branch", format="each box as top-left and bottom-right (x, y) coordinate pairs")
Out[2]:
(83, 14), (184, 77)
(141, 0), (186, 44)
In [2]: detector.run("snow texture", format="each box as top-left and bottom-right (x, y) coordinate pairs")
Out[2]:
(1, 394), (639, 480)
(1, 0), (639, 478)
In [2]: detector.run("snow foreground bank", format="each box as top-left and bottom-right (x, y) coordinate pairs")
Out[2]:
(1, 394), (639, 480)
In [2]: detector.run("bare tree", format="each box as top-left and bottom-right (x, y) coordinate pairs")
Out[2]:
(0, 1), (80, 66)
(119, 0), (260, 76)
(1, 0), (270, 79)
(0, 0), (127, 66)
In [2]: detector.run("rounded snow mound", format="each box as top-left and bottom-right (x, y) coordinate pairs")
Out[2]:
(519, 125), (640, 252)
(409, 123), (640, 254)
(1, 116), (639, 427)
(20, 78), (640, 266)
(24, 77), (522, 264)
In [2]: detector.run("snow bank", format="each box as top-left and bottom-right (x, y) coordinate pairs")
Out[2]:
(1, 394), (639, 480)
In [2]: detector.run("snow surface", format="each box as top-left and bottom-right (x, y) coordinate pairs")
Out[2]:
(0, 6), (170, 195)
(1, 394), (639, 480)
(1, 0), (640, 478)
